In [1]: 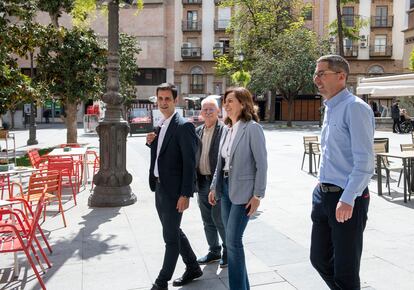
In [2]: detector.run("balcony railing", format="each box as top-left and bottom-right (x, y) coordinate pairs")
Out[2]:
(181, 47), (202, 58)
(213, 45), (231, 57)
(182, 0), (202, 4)
(343, 45), (359, 57)
(214, 0), (222, 4)
(182, 20), (202, 31)
(342, 14), (359, 27)
(371, 16), (393, 28)
(190, 84), (204, 94)
(369, 45), (392, 57)
(214, 19), (230, 31)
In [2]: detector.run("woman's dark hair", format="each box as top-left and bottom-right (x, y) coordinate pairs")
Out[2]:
(223, 87), (259, 126)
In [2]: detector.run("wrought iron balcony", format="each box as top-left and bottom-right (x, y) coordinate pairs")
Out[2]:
(182, 0), (202, 4)
(213, 45), (231, 57)
(214, 0), (222, 4)
(343, 45), (359, 57)
(214, 19), (230, 31)
(342, 14), (359, 27)
(369, 45), (392, 57)
(371, 16), (393, 28)
(190, 84), (204, 94)
(182, 20), (202, 31)
(181, 47), (202, 59)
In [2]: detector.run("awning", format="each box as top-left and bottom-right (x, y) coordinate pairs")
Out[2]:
(356, 74), (414, 97)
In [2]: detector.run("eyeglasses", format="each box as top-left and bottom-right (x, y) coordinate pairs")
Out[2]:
(201, 108), (216, 114)
(313, 71), (341, 79)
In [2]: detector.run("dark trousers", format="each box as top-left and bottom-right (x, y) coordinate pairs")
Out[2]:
(310, 185), (369, 290)
(197, 174), (226, 256)
(393, 118), (401, 133)
(154, 183), (198, 288)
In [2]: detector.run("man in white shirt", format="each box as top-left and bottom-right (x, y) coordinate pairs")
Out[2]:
(146, 83), (202, 290)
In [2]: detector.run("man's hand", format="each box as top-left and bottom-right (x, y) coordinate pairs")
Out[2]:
(336, 201), (353, 223)
(245, 196), (260, 217)
(176, 196), (189, 213)
(146, 132), (157, 145)
(208, 191), (216, 206)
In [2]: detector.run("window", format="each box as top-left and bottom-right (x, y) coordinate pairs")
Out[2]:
(342, 7), (354, 27)
(217, 7), (231, 29)
(375, 6), (388, 26)
(304, 9), (312, 21)
(411, 0), (414, 9)
(344, 38), (353, 49)
(190, 67), (204, 94)
(187, 10), (198, 29)
(374, 35), (387, 53)
(134, 68), (166, 86)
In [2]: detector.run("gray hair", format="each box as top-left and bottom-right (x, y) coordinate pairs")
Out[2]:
(317, 54), (350, 78)
(201, 96), (219, 109)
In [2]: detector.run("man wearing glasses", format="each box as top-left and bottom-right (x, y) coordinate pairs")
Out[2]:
(195, 96), (227, 268)
(310, 55), (374, 290)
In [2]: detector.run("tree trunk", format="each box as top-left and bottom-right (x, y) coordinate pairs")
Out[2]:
(10, 111), (15, 129)
(286, 97), (294, 127)
(336, 0), (344, 56)
(49, 13), (59, 28)
(65, 101), (78, 144)
(268, 90), (276, 122)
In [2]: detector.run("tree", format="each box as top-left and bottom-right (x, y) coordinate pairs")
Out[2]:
(250, 24), (328, 127)
(118, 33), (141, 111)
(36, 27), (107, 143)
(331, 0), (364, 56)
(0, 0), (40, 128)
(410, 48), (414, 72)
(215, 0), (305, 121)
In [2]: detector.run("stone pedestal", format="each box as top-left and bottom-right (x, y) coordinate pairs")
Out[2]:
(88, 121), (136, 207)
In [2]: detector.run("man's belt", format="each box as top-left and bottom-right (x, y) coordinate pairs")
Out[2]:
(320, 183), (343, 193)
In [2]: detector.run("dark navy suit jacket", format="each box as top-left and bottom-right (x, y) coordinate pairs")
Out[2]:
(149, 113), (198, 199)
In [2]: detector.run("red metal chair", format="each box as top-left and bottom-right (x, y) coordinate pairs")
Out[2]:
(0, 185), (50, 290)
(27, 149), (48, 169)
(12, 170), (66, 227)
(47, 157), (79, 205)
(58, 143), (81, 148)
(0, 196), (53, 254)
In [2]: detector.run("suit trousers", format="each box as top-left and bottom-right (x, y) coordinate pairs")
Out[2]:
(310, 185), (369, 290)
(197, 174), (226, 256)
(154, 182), (198, 288)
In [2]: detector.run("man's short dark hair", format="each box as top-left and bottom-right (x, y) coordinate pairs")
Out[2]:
(317, 54), (350, 78)
(156, 83), (178, 100)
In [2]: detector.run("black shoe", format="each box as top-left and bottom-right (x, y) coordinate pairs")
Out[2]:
(172, 267), (203, 287)
(150, 283), (168, 290)
(219, 252), (228, 268)
(197, 252), (221, 265)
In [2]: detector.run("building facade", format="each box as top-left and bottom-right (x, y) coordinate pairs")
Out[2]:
(403, 0), (414, 72)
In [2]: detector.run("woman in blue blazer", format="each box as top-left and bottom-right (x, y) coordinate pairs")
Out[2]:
(209, 87), (267, 290)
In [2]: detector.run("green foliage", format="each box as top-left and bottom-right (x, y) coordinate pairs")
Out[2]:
(328, 17), (368, 41)
(231, 70), (251, 87)
(36, 26), (107, 105)
(0, 0), (41, 115)
(410, 49), (414, 72)
(250, 25), (327, 100)
(215, 0), (303, 79)
(37, 0), (74, 17)
(119, 33), (141, 104)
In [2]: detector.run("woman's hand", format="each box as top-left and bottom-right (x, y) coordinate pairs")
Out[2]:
(208, 191), (216, 206)
(245, 196), (260, 217)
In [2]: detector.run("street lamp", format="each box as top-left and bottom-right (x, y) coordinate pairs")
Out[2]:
(88, 0), (136, 207)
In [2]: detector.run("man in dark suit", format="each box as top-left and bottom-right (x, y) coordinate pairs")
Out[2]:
(195, 96), (227, 267)
(146, 83), (202, 290)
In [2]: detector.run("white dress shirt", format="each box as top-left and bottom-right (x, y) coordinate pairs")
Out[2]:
(154, 112), (176, 177)
(221, 121), (240, 171)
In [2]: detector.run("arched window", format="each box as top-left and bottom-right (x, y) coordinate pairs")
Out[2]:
(367, 65), (385, 75)
(190, 66), (204, 94)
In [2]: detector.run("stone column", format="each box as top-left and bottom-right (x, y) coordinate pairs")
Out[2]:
(88, 0), (136, 207)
